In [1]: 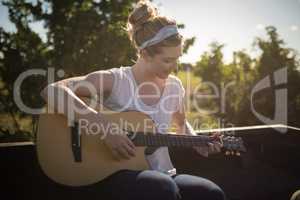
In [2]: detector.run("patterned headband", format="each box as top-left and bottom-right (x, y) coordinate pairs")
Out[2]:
(138, 25), (179, 50)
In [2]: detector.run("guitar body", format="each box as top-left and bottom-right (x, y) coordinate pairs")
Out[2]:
(36, 99), (246, 186)
(36, 109), (156, 186)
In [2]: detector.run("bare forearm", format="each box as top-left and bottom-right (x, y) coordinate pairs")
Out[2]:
(41, 84), (109, 133)
(176, 119), (197, 136)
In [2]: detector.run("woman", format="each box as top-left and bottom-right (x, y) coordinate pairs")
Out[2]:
(41, 1), (226, 200)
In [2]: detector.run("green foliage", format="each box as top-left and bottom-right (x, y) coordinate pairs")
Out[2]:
(0, 0), (140, 142)
(0, 0), (299, 142)
(252, 26), (300, 127)
(0, 25), (46, 135)
(195, 42), (224, 84)
(182, 36), (195, 55)
(190, 26), (300, 129)
(0, 0), (196, 142)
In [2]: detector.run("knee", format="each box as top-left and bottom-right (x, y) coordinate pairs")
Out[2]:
(208, 186), (226, 200)
(174, 175), (226, 200)
(136, 170), (180, 200)
(198, 181), (225, 200)
(151, 177), (179, 200)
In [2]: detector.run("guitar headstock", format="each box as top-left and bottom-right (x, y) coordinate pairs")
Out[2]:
(222, 135), (247, 156)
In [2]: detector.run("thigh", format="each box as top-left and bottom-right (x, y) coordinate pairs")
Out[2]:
(95, 169), (180, 200)
(173, 174), (226, 200)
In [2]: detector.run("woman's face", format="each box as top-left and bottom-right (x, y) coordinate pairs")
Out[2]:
(146, 44), (183, 79)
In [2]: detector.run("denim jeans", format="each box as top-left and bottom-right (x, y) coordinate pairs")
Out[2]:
(64, 170), (226, 200)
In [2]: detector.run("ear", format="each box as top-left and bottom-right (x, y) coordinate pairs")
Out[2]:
(140, 50), (149, 60)
(140, 49), (153, 62)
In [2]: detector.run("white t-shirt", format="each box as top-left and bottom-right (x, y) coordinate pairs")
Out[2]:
(103, 66), (185, 175)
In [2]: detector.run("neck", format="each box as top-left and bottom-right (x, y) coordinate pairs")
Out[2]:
(132, 58), (158, 83)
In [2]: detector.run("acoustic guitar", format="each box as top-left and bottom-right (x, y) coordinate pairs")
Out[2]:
(36, 98), (246, 186)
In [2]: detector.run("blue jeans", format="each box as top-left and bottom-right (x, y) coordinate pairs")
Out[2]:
(73, 170), (226, 200)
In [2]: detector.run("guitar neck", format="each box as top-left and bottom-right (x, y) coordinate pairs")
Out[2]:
(129, 132), (212, 147)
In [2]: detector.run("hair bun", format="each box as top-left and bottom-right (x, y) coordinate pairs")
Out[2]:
(128, 0), (158, 31)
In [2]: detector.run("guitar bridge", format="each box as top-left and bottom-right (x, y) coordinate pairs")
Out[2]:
(71, 122), (82, 162)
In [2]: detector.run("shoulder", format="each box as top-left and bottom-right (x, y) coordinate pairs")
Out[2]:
(83, 69), (115, 93)
(87, 66), (130, 83)
(167, 75), (185, 98)
(84, 66), (129, 91)
(168, 74), (184, 88)
(106, 66), (132, 80)
(106, 66), (130, 73)
(85, 69), (113, 84)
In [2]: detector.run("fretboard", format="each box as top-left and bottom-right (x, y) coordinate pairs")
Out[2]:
(128, 132), (212, 147)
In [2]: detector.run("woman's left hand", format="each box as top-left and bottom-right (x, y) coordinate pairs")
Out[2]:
(193, 133), (223, 157)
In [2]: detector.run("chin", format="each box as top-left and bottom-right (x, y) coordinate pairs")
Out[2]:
(158, 73), (169, 79)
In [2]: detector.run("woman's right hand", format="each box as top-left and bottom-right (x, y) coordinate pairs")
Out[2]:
(103, 128), (137, 161)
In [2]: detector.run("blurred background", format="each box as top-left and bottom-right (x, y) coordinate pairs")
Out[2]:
(0, 0), (299, 143)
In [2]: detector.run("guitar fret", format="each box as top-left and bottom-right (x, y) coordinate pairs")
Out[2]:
(176, 136), (181, 147)
(165, 135), (170, 146)
(171, 135), (176, 146)
(148, 134), (152, 146)
(183, 136), (188, 147)
(153, 134), (158, 146)
(184, 136), (191, 147)
(162, 134), (167, 146)
(170, 135), (176, 147)
(160, 134), (165, 146)
(155, 134), (162, 146)
(131, 131), (246, 157)
(134, 134), (140, 146)
(141, 134), (146, 146)
(191, 136), (195, 147)
(143, 134), (148, 146)
(135, 134), (142, 146)
(188, 136), (192, 147)
(165, 135), (169, 146)
(189, 136), (194, 147)
(165, 134), (170, 146)
(139, 134), (145, 146)
(181, 135), (186, 147)
(161, 135), (166, 146)
(179, 136), (183, 147)
(150, 134), (155, 146)
(196, 135), (209, 146)
(195, 136), (202, 146)
(193, 136), (199, 146)
(152, 134), (155, 146)
(132, 132), (230, 150)
(185, 136), (191, 147)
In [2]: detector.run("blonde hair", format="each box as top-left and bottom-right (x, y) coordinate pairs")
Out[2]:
(126, 0), (183, 57)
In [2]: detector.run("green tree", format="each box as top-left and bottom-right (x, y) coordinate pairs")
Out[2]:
(195, 42), (224, 84)
(192, 26), (300, 128)
(252, 26), (300, 127)
(0, 0), (195, 142)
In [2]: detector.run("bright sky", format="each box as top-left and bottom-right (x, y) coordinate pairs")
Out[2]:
(1, 0), (299, 64)
(154, 0), (300, 64)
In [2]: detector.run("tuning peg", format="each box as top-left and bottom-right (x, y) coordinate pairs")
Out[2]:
(235, 151), (241, 156)
(225, 151), (231, 156)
